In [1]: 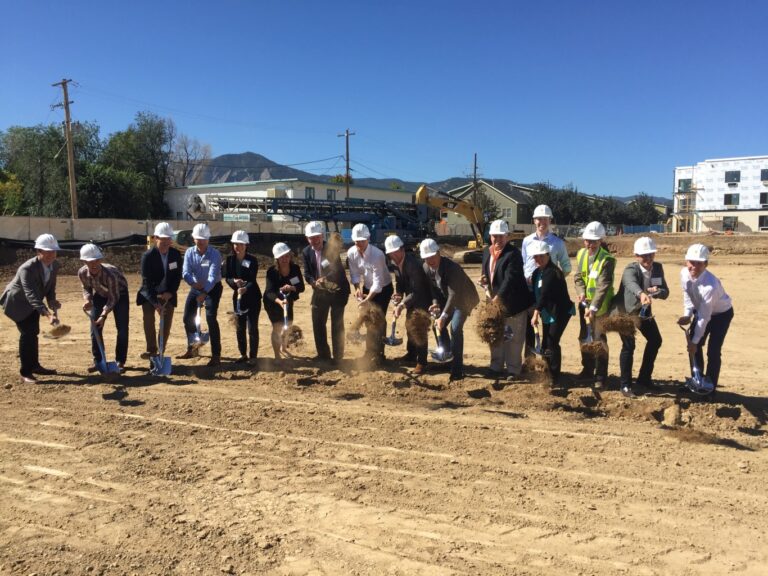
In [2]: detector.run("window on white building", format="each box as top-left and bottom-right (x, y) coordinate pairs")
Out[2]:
(677, 178), (692, 192)
(760, 192), (768, 206)
(305, 187), (315, 199)
(722, 216), (738, 232)
(327, 188), (336, 201)
(725, 171), (740, 184)
(759, 215), (768, 230)
(723, 193), (739, 206)
(761, 169), (768, 182)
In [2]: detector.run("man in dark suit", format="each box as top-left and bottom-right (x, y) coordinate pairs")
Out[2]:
(421, 238), (480, 380)
(0, 234), (61, 383)
(136, 222), (183, 364)
(386, 235), (432, 375)
(301, 221), (351, 363)
(480, 220), (533, 380)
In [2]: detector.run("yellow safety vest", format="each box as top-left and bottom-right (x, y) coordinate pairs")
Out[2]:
(577, 247), (614, 316)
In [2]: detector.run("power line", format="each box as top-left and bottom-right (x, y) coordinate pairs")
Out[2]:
(166, 154), (344, 170)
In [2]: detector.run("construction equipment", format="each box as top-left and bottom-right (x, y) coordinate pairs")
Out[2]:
(415, 184), (525, 262)
(85, 311), (120, 377)
(680, 324), (715, 396)
(150, 304), (172, 376)
(190, 304), (209, 349)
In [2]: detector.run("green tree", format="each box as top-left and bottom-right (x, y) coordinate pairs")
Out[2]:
(77, 163), (152, 218)
(474, 189), (501, 221)
(0, 170), (23, 214)
(102, 111), (175, 216)
(627, 193), (664, 225)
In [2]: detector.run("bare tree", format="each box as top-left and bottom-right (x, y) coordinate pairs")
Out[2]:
(170, 134), (212, 187)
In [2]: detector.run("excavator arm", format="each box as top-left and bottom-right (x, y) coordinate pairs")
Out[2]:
(415, 184), (486, 248)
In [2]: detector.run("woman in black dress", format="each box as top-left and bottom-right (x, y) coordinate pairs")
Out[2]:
(263, 242), (305, 358)
(529, 239), (575, 386)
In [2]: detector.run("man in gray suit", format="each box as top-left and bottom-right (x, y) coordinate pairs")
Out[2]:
(0, 234), (62, 383)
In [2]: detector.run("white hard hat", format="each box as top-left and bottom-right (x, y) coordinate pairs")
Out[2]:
(79, 243), (104, 261)
(685, 243), (709, 262)
(488, 220), (509, 235)
(192, 223), (211, 240)
(384, 235), (404, 254)
(633, 236), (657, 255)
(351, 223), (371, 241)
(34, 233), (60, 251)
(153, 222), (173, 238)
(305, 221), (324, 237)
(272, 242), (291, 259)
(528, 239), (551, 256)
(582, 221), (606, 241)
(533, 205), (554, 219)
(419, 238), (440, 259)
(231, 230), (249, 244)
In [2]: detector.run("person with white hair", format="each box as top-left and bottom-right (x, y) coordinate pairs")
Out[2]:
(179, 222), (223, 366)
(346, 223), (394, 365)
(677, 243), (733, 390)
(573, 221), (615, 389)
(137, 222), (183, 366)
(0, 234), (62, 383)
(78, 243), (130, 373)
(223, 231), (262, 365)
(480, 219), (533, 381)
(529, 239), (575, 387)
(614, 237), (669, 397)
(302, 221), (350, 364)
(264, 242), (305, 359)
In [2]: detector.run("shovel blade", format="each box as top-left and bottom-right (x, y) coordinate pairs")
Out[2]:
(151, 355), (172, 376)
(384, 337), (403, 346)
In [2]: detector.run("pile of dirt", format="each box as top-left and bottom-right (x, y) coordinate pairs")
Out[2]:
(285, 325), (304, 349)
(475, 300), (506, 345)
(406, 309), (432, 347)
(351, 301), (386, 333)
(598, 314), (639, 336)
(580, 340), (608, 357)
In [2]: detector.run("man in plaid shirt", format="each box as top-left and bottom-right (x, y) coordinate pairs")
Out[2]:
(78, 243), (129, 372)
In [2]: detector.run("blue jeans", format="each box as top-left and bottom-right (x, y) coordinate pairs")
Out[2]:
(440, 308), (466, 377)
(91, 293), (130, 364)
(183, 284), (223, 357)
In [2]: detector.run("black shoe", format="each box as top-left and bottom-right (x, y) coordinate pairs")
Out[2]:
(235, 356), (248, 364)
(207, 356), (221, 367)
(395, 353), (417, 363)
(621, 385), (635, 398)
(20, 373), (37, 383)
(449, 372), (465, 382)
(576, 369), (594, 381)
(506, 373), (521, 382)
(33, 366), (57, 376)
(593, 377), (605, 390)
(638, 379), (661, 390)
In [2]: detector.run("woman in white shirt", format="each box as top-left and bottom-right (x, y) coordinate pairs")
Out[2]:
(677, 243), (734, 388)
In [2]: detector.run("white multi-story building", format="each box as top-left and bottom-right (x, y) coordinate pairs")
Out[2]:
(673, 156), (768, 233)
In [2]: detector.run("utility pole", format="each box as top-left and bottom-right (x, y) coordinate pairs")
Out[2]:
(337, 128), (355, 200)
(52, 78), (78, 219)
(472, 152), (479, 208)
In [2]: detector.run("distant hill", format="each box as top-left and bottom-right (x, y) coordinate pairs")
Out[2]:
(191, 152), (671, 205)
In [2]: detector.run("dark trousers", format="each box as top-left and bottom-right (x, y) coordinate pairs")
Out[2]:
(311, 293), (348, 361)
(406, 307), (429, 365)
(619, 316), (662, 386)
(578, 305), (608, 379)
(543, 314), (571, 382)
(692, 307), (733, 387)
(364, 283), (394, 359)
(142, 301), (174, 355)
(233, 294), (260, 359)
(91, 293), (129, 364)
(183, 283), (223, 357)
(15, 311), (40, 376)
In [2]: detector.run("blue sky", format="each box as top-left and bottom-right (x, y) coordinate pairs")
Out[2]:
(2, 0), (766, 197)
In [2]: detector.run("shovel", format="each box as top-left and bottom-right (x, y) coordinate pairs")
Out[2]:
(150, 304), (172, 376)
(85, 311), (120, 376)
(279, 290), (291, 348)
(384, 318), (403, 346)
(680, 324), (714, 396)
(580, 309), (608, 357)
(190, 303), (209, 350)
(227, 294), (249, 327)
(532, 323), (543, 356)
(430, 314), (453, 363)
(47, 308), (71, 339)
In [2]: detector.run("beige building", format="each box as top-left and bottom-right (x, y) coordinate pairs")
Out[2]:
(441, 180), (534, 234)
(165, 178), (413, 222)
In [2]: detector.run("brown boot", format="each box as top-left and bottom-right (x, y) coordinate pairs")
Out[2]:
(413, 363), (425, 376)
(176, 348), (199, 360)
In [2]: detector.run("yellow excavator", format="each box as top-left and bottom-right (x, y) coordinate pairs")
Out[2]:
(415, 184), (524, 262)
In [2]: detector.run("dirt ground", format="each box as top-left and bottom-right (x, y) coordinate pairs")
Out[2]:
(1, 243), (768, 575)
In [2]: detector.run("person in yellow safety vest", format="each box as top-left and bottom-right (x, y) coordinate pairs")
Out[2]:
(573, 221), (615, 389)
